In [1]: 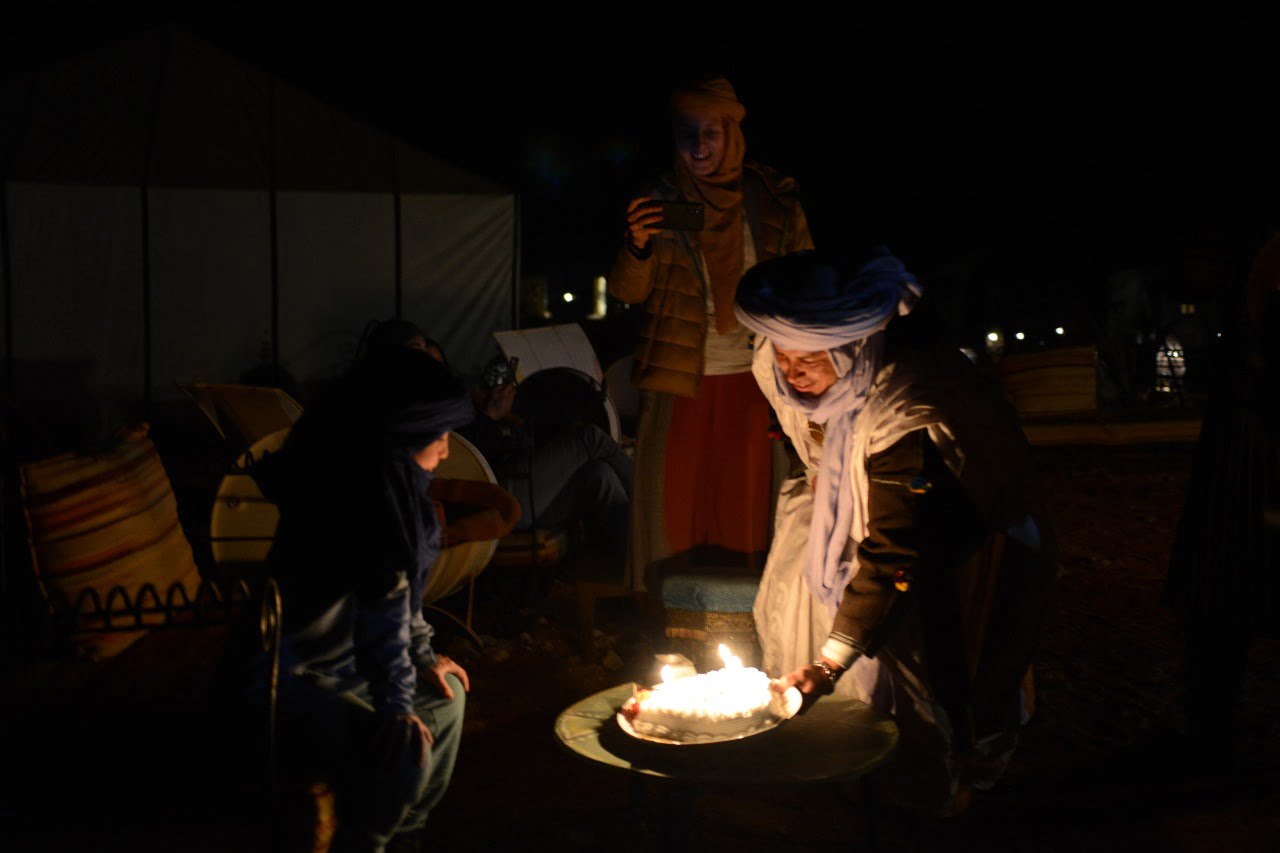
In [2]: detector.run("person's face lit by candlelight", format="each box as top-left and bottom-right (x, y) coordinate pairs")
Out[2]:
(414, 432), (450, 471)
(674, 107), (726, 177)
(774, 347), (838, 398)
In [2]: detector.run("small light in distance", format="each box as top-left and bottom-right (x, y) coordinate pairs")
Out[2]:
(1015, 332), (1025, 341)
(987, 332), (999, 342)
(1055, 327), (1065, 335)
(562, 293), (574, 303)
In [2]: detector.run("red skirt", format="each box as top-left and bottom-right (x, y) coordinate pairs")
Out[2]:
(662, 372), (773, 555)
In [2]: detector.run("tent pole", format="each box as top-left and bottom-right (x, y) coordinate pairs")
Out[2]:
(394, 191), (403, 319)
(3, 76), (37, 401)
(513, 194), (522, 330)
(393, 140), (402, 320)
(140, 188), (152, 415)
(268, 77), (280, 387)
(1, 180), (12, 399)
(140, 38), (171, 418)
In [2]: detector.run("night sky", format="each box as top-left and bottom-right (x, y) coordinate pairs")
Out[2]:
(3, 5), (1276, 349)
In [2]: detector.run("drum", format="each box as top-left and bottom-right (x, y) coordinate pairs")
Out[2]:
(422, 432), (500, 605)
(510, 367), (620, 447)
(209, 427), (290, 567)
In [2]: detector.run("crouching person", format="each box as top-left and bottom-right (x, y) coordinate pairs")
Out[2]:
(263, 347), (475, 851)
(736, 249), (1058, 817)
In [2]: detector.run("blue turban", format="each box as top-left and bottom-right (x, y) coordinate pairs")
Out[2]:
(735, 248), (922, 611)
(734, 248), (920, 351)
(350, 347), (475, 447)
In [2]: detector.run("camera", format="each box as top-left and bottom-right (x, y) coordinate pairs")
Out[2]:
(482, 354), (519, 388)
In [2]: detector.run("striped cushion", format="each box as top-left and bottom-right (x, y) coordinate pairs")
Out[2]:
(20, 428), (202, 660)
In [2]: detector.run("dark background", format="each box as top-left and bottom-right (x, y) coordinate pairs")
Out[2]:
(3, 4), (1276, 370)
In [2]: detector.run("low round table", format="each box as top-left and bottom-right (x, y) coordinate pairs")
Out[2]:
(555, 683), (898, 849)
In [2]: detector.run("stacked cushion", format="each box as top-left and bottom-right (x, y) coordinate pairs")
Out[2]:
(661, 572), (761, 671)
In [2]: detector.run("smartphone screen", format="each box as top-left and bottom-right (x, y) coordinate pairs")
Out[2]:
(657, 201), (705, 231)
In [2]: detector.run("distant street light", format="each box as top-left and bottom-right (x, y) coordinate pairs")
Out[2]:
(588, 276), (608, 320)
(563, 293), (574, 303)
(985, 330), (1004, 357)
(1015, 332), (1025, 341)
(1055, 327), (1065, 335)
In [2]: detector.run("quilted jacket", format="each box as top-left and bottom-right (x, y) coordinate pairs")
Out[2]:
(608, 162), (814, 398)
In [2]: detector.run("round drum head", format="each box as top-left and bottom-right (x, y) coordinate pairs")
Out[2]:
(209, 427), (290, 566)
(512, 367), (619, 445)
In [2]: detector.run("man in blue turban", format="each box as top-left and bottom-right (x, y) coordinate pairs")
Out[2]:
(736, 248), (1058, 816)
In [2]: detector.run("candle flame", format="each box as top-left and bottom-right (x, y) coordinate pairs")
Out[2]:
(660, 664), (673, 683)
(718, 643), (743, 670)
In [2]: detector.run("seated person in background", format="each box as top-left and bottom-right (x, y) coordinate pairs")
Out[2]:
(263, 347), (474, 850)
(359, 319), (632, 573)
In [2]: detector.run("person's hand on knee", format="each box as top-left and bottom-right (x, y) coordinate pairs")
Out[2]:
(424, 655), (471, 700)
(372, 711), (434, 770)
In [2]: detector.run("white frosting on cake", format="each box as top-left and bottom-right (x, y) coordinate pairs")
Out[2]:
(630, 666), (779, 743)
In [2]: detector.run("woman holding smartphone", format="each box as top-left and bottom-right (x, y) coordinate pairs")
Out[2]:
(608, 74), (814, 599)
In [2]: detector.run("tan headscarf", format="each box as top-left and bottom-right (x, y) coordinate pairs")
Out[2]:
(672, 77), (748, 333)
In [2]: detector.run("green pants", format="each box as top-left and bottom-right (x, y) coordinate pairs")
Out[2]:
(277, 672), (466, 852)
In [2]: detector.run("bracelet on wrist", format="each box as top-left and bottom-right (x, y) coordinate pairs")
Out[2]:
(811, 659), (840, 684)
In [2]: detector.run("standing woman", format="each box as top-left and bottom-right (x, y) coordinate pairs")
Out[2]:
(609, 75), (814, 594)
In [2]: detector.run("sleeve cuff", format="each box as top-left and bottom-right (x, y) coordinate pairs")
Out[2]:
(625, 238), (652, 261)
(820, 635), (864, 669)
(410, 612), (438, 669)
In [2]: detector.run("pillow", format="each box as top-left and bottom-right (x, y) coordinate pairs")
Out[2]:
(19, 425), (203, 660)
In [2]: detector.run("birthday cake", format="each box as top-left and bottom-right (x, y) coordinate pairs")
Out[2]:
(619, 647), (800, 744)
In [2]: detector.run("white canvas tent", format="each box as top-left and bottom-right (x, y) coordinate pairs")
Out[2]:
(0, 26), (516, 441)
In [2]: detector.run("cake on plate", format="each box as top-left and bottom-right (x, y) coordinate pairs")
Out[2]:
(619, 646), (800, 743)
